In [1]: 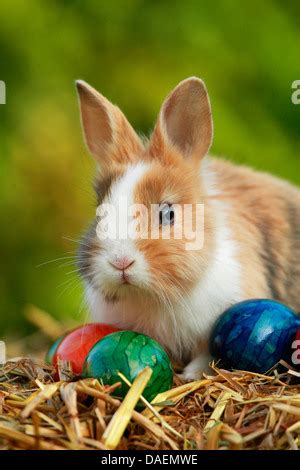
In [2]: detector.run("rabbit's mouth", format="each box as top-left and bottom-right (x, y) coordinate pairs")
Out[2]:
(101, 282), (144, 304)
(120, 270), (131, 284)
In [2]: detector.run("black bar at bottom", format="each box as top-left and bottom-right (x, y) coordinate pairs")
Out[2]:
(0, 450), (298, 467)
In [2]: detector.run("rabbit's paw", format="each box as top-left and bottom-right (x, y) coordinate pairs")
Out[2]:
(180, 353), (213, 381)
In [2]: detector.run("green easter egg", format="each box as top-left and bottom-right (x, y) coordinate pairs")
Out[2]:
(45, 335), (65, 364)
(82, 331), (173, 402)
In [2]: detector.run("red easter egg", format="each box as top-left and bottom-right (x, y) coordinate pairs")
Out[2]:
(53, 323), (119, 374)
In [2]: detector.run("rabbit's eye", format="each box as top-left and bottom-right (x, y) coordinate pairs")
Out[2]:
(159, 203), (175, 226)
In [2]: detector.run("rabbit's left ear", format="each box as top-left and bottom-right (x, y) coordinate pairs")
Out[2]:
(150, 77), (213, 163)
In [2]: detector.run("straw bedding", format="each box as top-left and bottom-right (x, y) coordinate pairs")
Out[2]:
(0, 356), (299, 450)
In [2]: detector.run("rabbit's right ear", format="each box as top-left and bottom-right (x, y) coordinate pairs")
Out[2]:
(76, 80), (143, 166)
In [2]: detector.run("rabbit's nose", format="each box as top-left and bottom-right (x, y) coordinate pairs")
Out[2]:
(109, 257), (135, 271)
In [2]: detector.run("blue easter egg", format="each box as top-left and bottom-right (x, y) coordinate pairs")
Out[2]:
(210, 299), (300, 373)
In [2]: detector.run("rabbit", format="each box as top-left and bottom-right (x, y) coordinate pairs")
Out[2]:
(75, 77), (300, 380)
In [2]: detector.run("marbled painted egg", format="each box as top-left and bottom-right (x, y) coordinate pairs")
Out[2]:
(210, 299), (300, 373)
(82, 331), (173, 402)
(49, 323), (120, 374)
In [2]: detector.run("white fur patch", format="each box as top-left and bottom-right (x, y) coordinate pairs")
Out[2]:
(91, 162), (152, 293)
(110, 162), (150, 209)
(180, 352), (213, 380)
(183, 200), (243, 338)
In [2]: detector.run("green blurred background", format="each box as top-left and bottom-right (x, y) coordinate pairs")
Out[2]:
(0, 0), (299, 340)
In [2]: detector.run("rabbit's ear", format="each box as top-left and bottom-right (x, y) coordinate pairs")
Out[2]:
(150, 77), (213, 163)
(76, 80), (143, 166)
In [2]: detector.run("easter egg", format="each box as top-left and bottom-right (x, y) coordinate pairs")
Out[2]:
(52, 323), (120, 374)
(210, 299), (300, 373)
(82, 331), (173, 402)
(45, 334), (65, 365)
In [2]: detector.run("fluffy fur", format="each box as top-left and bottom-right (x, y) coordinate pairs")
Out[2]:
(76, 77), (300, 379)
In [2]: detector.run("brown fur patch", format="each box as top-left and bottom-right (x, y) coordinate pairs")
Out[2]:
(134, 152), (215, 300)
